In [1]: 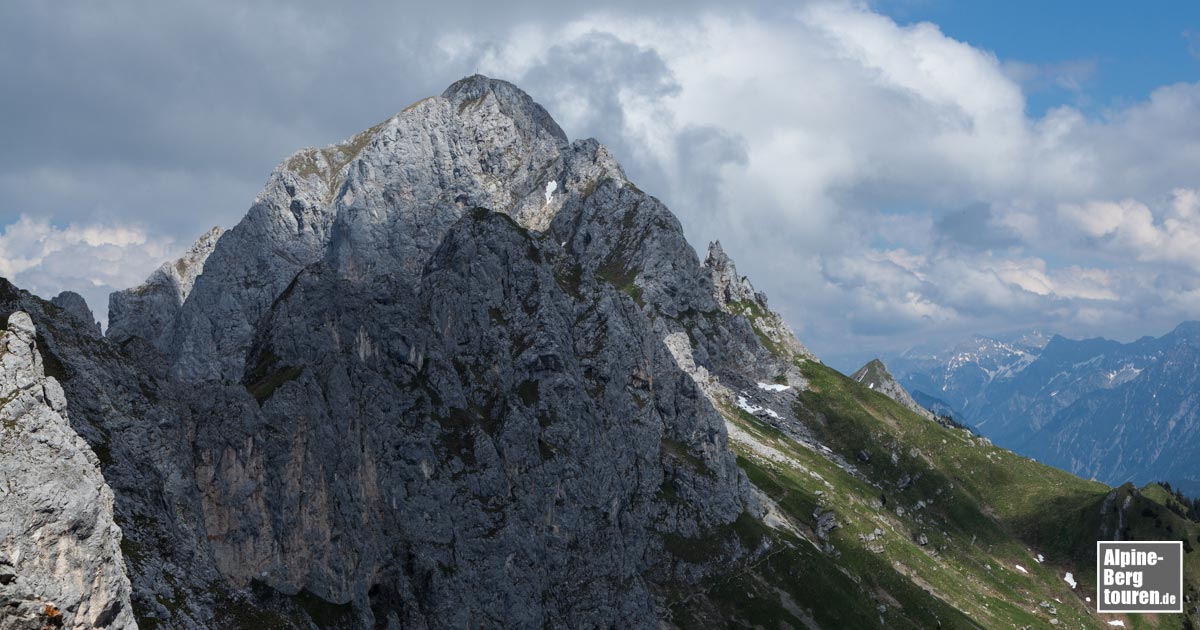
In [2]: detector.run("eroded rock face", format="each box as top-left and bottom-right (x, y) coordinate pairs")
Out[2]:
(0, 312), (135, 630)
(185, 207), (751, 626)
(0, 276), (237, 628)
(125, 76), (781, 627)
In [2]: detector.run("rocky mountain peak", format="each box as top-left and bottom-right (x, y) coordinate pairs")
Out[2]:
(1169, 320), (1200, 344)
(441, 74), (569, 145)
(171, 226), (224, 300)
(125, 225), (224, 304)
(852, 357), (934, 420)
(853, 358), (891, 381)
(77, 76), (781, 625)
(118, 75), (630, 383)
(703, 240), (817, 362)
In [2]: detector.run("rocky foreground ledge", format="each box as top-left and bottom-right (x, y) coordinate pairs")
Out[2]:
(0, 311), (134, 630)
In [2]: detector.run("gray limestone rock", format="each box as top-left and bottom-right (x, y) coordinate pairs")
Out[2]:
(1, 279), (236, 629)
(51, 291), (101, 336)
(167, 76), (604, 385)
(0, 312), (135, 630)
(181, 206), (750, 626)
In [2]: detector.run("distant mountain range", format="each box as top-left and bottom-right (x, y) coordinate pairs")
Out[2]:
(889, 323), (1200, 493)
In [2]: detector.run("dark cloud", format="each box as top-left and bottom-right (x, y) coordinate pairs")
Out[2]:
(670, 125), (750, 228)
(511, 31), (682, 195)
(487, 32), (750, 233)
(934, 203), (1022, 250)
(2, 1), (462, 233)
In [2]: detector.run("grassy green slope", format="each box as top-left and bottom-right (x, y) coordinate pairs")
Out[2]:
(677, 359), (1199, 629)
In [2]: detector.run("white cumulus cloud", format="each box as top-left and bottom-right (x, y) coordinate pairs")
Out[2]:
(0, 215), (176, 327)
(436, 2), (1200, 360)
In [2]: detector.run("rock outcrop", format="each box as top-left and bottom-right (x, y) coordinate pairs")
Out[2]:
(107, 225), (224, 351)
(851, 358), (935, 421)
(51, 291), (100, 337)
(161, 76), (769, 627)
(45, 75), (810, 628)
(161, 77), (613, 384)
(704, 241), (816, 363)
(0, 312), (135, 629)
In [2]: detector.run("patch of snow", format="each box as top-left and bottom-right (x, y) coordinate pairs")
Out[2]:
(1063, 572), (1076, 589)
(1036, 554), (1044, 563)
(1106, 364), (1143, 387)
(1107, 621), (1124, 627)
(1014, 564), (1028, 574)
(736, 395), (762, 415)
(544, 180), (557, 203)
(1072, 355), (1104, 370)
(868, 383), (875, 389)
(737, 394), (781, 420)
(757, 382), (792, 392)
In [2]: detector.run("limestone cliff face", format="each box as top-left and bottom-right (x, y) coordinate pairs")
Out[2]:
(0, 312), (135, 630)
(158, 76), (620, 385)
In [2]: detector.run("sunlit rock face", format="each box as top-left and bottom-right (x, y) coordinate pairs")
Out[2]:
(0, 311), (135, 630)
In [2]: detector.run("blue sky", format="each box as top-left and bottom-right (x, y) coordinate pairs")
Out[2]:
(879, 1), (1200, 116)
(4, 0), (1200, 371)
